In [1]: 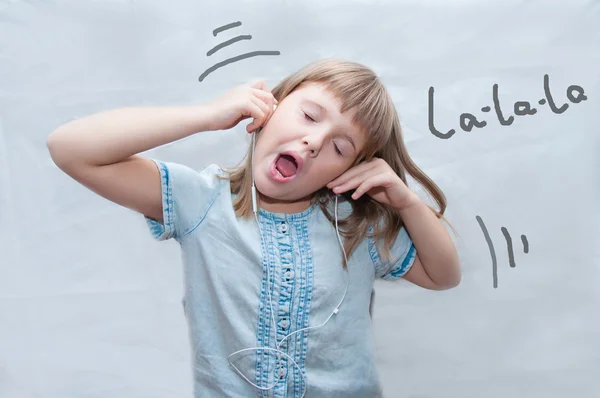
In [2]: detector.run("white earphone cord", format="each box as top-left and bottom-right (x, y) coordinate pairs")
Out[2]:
(220, 131), (350, 398)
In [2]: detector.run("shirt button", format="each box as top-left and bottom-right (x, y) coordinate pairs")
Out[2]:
(284, 271), (295, 280)
(279, 222), (288, 233)
(280, 319), (290, 329)
(278, 367), (287, 379)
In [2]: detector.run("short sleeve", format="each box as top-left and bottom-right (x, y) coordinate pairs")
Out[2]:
(369, 225), (417, 280)
(144, 160), (222, 241)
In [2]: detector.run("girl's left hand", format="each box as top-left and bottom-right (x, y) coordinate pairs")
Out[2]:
(326, 158), (419, 210)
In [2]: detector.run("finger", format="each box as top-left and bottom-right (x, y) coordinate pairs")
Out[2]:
(250, 96), (271, 129)
(252, 88), (278, 108)
(249, 81), (278, 106)
(352, 173), (388, 199)
(245, 101), (266, 133)
(328, 161), (378, 189)
(249, 79), (268, 91)
(334, 167), (391, 195)
(251, 89), (278, 125)
(251, 95), (270, 116)
(331, 170), (372, 194)
(328, 161), (378, 188)
(252, 89), (278, 109)
(331, 158), (388, 188)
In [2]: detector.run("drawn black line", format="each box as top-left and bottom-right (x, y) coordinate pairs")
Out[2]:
(476, 216), (498, 288)
(478, 216), (530, 288)
(521, 235), (529, 253)
(501, 227), (530, 268)
(501, 227), (516, 268)
(199, 51), (281, 82)
(207, 35), (252, 56)
(213, 21), (242, 36)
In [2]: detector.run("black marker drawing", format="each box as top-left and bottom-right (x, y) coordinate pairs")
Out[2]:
(199, 21), (281, 82)
(476, 215), (529, 288)
(429, 74), (588, 139)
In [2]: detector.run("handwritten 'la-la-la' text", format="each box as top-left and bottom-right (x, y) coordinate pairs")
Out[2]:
(429, 74), (587, 139)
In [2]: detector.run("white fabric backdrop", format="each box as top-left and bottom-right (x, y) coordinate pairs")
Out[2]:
(1, 0), (598, 397)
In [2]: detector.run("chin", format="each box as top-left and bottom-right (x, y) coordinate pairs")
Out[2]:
(254, 174), (285, 198)
(254, 174), (308, 202)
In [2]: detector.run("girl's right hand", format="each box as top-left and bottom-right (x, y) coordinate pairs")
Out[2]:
(206, 80), (278, 133)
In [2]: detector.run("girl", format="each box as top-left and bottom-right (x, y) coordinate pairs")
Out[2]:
(47, 58), (461, 398)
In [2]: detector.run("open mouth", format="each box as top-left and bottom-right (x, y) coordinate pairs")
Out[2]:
(270, 152), (302, 182)
(275, 154), (298, 178)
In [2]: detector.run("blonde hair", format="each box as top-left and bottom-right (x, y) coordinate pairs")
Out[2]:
(218, 58), (451, 268)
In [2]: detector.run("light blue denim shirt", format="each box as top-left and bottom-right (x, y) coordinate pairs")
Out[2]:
(144, 160), (416, 398)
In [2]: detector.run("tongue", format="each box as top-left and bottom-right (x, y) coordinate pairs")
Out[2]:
(276, 155), (297, 177)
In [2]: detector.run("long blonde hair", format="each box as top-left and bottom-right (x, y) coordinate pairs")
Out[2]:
(218, 58), (451, 268)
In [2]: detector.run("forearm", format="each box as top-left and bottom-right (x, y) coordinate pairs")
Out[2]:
(47, 105), (214, 167)
(396, 195), (461, 288)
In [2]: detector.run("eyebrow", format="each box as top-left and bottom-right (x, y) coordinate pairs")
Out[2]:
(305, 99), (327, 115)
(303, 99), (357, 152)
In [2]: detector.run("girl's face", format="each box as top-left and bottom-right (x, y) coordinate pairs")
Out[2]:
(252, 82), (367, 214)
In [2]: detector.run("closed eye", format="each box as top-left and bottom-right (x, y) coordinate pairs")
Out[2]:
(303, 112), (316, 122)
(333, 143), (342, 156)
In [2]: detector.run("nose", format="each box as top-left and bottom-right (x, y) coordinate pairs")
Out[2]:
(302, 133), (325, 157)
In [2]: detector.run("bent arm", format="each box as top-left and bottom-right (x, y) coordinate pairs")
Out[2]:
(46, 105), (215, 222)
